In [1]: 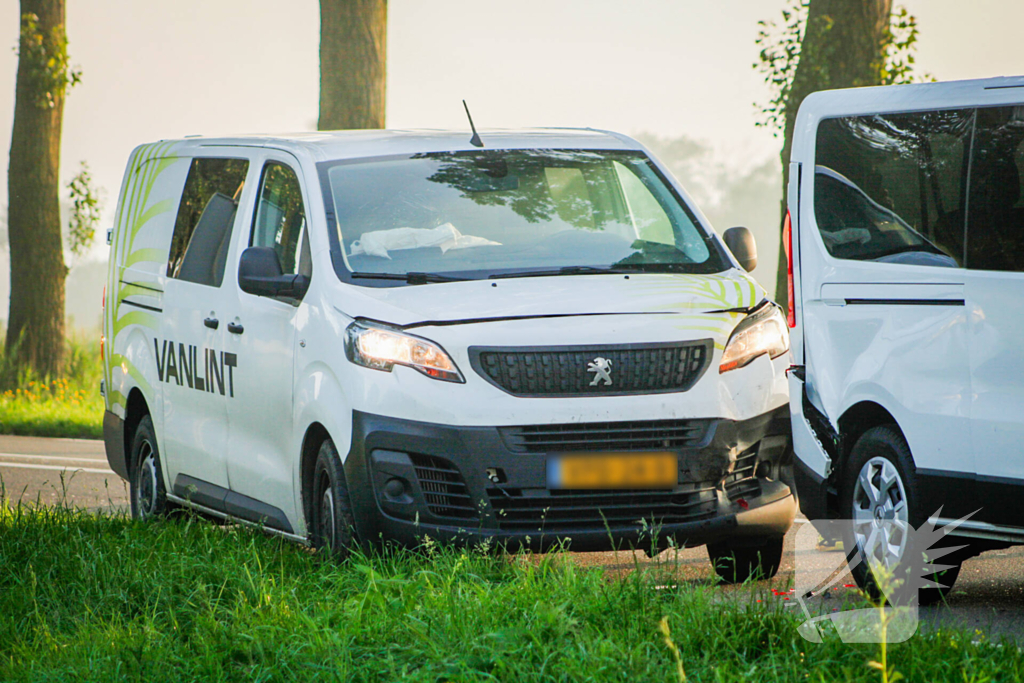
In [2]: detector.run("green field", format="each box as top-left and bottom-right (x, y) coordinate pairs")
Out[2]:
(0, 504), (1017, 682)
(0, 335), (104, 439)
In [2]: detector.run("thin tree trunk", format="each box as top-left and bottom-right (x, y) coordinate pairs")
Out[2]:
(6, 0), (69, 380)
(774, 0), (893, 305)
(319, 0), (387, 130)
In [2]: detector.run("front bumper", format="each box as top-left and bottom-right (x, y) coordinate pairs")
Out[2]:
(344, 406), (795, 553)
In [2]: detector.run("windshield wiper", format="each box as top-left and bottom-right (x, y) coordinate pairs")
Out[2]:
(488, 265), (628, 280)
(351, 271), (471, 284)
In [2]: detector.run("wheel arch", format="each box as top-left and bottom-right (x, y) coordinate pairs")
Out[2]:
(827, 400), (907, 515)
(123, 387), (151, 477)
(299, 422), (331, 534)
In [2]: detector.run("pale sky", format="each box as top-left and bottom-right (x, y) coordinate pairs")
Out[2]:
(0, 0), (1023, 314)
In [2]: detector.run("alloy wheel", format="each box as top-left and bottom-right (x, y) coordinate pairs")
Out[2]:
(851, 456), (910, 571)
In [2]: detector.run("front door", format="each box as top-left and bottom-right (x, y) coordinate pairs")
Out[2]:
(223, 156), (312, 529)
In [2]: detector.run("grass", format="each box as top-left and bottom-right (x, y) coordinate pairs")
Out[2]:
(0, 334), (104, 439)
(0, 503), (1021, 682)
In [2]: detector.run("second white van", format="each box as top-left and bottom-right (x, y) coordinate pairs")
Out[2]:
(787, 75), (1024, 599)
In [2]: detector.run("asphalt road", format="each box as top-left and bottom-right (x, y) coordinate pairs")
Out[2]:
(0, 435), (128, 510)
(3, 434), (1023, 642)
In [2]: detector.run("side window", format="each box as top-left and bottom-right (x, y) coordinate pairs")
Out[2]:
(966, 106), (1024, 272)
(814, 110), (972, 267)
(167, 158), (249, 286)
(251, 162), (310, 277)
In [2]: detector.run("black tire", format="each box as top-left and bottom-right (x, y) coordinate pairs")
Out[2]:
(707, 537), (784, 583)
(310, 438), (357, 560)
(129, 415), (170, 520)
(840, 425), (962, 606)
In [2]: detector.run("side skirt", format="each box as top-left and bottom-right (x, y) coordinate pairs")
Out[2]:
(170, 474), (301, 539)
(166, 493), (309, 545)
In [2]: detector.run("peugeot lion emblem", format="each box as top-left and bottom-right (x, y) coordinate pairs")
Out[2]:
(587, 357), (613, 387)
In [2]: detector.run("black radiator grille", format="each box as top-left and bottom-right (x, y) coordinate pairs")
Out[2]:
(409, 454), (478, 520)
(488, 486), (718, 532)
(470, 340), (712, 397)
(724, 449), (760, 502)
(501, 419), (710, 453)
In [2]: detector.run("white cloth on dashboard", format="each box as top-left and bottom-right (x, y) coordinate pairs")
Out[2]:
(350, 223), (500, 259)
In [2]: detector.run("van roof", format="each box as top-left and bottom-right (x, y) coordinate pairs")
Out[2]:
(157, 128), (642, 162)
(796, 74), (1024, 122)
(791, 75), (1024, 162)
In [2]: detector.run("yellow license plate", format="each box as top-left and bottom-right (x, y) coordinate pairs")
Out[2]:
(547, 452), (678, 490)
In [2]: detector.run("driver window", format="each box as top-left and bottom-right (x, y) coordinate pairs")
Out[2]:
(250, 162), (311, 277)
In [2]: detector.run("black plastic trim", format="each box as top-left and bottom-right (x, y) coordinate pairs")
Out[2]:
(844, 298), (965, 307)
(343, 406), (793, 552)
(119, 279), (163, 294)
(120, 299), (163, 313)
(102, 410), (128, 480)
(917, 467), (992, 525)
(793, 456), (828, 521)
(172, 474), (294, 533)
(468, 339), (713, 398)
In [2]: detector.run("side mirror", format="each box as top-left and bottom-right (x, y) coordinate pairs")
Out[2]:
(238, 247), (310, 300)
(723, 227), (757, 272)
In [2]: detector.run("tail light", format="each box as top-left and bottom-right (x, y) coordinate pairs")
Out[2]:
(784, 210), (795, 328)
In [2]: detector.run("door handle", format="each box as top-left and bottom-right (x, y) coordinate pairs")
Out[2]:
(227, 322), (244, 335)
(204, 317), (219, 330)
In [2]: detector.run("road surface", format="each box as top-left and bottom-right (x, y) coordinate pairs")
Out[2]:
(0, 434), (127, 510)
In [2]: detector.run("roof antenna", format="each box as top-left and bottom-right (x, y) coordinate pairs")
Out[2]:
(463, 100), (484, 148)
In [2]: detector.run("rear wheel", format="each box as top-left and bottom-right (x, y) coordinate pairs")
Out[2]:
(841, 425), (962, 605)
(707, 537), (784, 583)
(129, 415), (170, 519)
(310, 438), (357, 560)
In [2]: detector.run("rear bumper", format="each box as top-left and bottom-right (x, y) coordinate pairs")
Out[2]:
(103, 410), (129, 481)
(344, 406), (795, 552)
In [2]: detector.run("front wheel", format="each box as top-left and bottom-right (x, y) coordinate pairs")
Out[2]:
(129, 415), (170, 519)
(707, 537), (784, 583)
(840, 425), (962, 605)
(310, 438), (357, 560)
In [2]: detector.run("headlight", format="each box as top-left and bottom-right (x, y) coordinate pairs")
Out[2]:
(345, 320), (464, 383)
(719, 302), (789, 374)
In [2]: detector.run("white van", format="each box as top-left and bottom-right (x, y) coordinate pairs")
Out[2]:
(787, 76), (1024, 597)
(101, 129), (794, 581)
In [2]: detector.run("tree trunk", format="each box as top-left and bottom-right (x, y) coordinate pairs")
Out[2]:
(6, 0), (70, 380)
(774, 0), (893, 305)
(318, 0), (387, 130)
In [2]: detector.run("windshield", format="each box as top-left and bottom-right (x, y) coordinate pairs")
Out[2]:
(319, 149), (728, 284)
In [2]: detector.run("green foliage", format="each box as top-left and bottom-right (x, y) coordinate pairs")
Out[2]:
(16, 12), (81, 110)
(66, 161), (103, 260)
(0, 334), (103, 438)
(0, 506), (1022, 681)
(753, 0), (808, 135)
(881, 6), (928, 87)
(754, 2), (927, 135)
